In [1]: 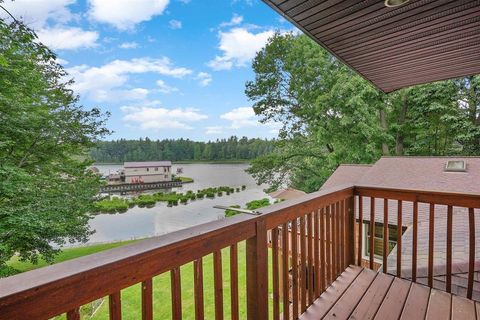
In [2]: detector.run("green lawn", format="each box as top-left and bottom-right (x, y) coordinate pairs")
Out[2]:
(8, 240), (277, 319)
(7, 240), (139, 273)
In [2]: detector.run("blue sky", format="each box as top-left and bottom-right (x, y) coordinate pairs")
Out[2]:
(1, 0), (294, 141)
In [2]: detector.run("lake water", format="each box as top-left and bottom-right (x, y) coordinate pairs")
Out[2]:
(87, 163), (269, 244)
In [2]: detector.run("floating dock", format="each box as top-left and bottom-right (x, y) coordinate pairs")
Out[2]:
(100, 181), (183, 193)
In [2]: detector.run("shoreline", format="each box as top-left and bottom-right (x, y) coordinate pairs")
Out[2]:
(93, 159), (251, 165)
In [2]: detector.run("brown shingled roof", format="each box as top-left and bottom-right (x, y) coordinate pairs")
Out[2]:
(321, 164), (372, 190)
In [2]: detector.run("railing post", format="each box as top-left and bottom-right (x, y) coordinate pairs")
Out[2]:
(347, 196), (355, 266)
(246, 219), (268, 320)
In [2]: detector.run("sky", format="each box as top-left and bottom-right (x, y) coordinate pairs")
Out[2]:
(1, 0), (295, 141)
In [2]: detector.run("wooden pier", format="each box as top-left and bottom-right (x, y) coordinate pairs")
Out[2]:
(100, 181), (183, 193)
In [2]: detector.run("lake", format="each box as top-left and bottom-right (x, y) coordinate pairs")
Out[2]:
(87, 163), (269, 244)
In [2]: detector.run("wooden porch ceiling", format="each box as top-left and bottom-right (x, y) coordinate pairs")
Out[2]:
(262, 0), (480, 93)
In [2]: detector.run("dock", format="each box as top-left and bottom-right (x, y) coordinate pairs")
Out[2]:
(100, 181), (183, 193)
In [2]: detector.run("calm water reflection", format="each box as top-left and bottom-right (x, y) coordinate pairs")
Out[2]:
(87, 163), (268, 244)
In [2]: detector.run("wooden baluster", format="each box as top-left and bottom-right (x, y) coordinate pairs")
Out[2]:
(332, 204), (337, 277)
(141, 279), (153, 320)
(319, 208), (326, 292)
(412, 201), (418, 282)
(307, 212), (314, 305)
(300, 216), (307, 313)
(109, 291), (122, 320)
(281, 223), (289, 320)
(326, 205), (332, 286)
(468, 208), (475, 299)
(213, 251), (224, 320)
(291, 219), (299, 319)
(446, 205), (453, 293)
(271, 228), (280, 320)
(66, 308), (80, 320)
(340, 200), (345, 271)
(428, 204), (434, 288)
(369, 197), (375, 270)
(246, 220), (268, 320)
(336, 202), (341, 276)
(397, 200), (402, 277)
(193, 258), (204, 320)
(230, 245), (239, 320)
(348, 196), (355, 266)
(314, 210), (320, 298)
(383, 199), (388, 274)
(358, 197), (363, 266)
(171, 267), (182, 320)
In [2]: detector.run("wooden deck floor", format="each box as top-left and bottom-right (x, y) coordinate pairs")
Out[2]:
(300, 265), (479, 320)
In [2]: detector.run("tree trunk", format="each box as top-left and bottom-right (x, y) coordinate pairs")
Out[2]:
(395, 92), (408, 156)
(379, 109), (390, 156)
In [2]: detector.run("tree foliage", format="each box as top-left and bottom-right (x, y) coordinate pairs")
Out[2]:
(246, 33), (480, 192)
(0, 18), (109, 271)
(91, 136), (274, 163)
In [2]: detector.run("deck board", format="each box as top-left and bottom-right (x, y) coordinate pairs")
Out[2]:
(349, 272), (394, 320)
(299, 265), (362, 320)
(400, 282), (431, 320)
(300, 265), (480, 320)
(374, 277), (411, 320)
(324, 268), (377, 319)
(425, 289), (451, 320)
(451, 295), (476, 320)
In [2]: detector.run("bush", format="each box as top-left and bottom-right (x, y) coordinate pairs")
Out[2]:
(217, 191), (223, 197)
(206, 192), (215, 198)
(225, 205), (241, 217)
(246, 198), (271, 210)
(180, 197), (188, 204)
(241, 185), (246, 190)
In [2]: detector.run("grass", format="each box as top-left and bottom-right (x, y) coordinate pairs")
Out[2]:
(8, 240), (278, 319)
(7, 240), (140, 273)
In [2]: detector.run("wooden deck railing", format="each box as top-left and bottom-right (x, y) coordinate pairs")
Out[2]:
(0, 184), (479, 319)
(355, 186), (480, 300)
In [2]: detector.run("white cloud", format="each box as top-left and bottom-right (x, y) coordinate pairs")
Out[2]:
(208, 27), (274, 70)
(1, 0), (99, 51)
(220, 107), (259, 129)
(205, 126), (223, 135)
(56, 58), (69, 65)
(121, 105), (207, 130)
(156, 80), (178, 94)
(169, 19), (182, 29)
(195, 72), (212, 87)
(0, 0), (75, 28)
(88, 0), (170, 30)
(219, 14), (243, 28)
(67, 57), (192, 102)
(119, 42), (139, 49)
(37, 27), (99, 50)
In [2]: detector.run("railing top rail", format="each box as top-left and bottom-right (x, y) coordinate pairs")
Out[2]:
(355, 185), (480, 208)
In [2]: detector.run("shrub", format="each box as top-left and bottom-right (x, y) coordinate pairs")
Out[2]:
(225, 205), (241, 217)
(241, 185), (246, 190)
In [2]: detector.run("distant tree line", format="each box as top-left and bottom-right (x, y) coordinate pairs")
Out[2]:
(90, 136), (275, 162)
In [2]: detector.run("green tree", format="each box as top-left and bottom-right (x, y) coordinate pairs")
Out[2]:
(245, 33), (480, 192)
(0, 17), (109, 273)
